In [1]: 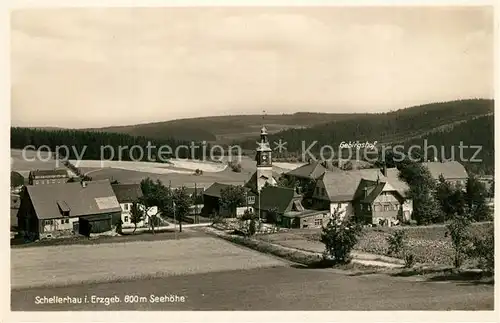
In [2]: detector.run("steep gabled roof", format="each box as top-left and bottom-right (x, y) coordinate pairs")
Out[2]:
(319, 168), (384, 202)
(286, 160), (340, 179)
(354, 179), (404, 203)
(244, 171), (279, 192)
(203, 182), (232, 198)
(384, 168), (410, 197)
(203, 182), (252, 198)
(422, 161), (468, 180)
(256, 186), (302, 214)
(112, 184), (143, 203)
(26, 180), (121, 220)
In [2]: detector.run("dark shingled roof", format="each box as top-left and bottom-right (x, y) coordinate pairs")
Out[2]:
(26, 180), (121, 220)
(422, 161), (468, 180)
(203, 182), (252, 198)
(112, 184), (143, 203)
(256, 186), (302, 214)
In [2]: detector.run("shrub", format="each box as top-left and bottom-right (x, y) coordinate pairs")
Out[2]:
(240, 210), (255, 221)
(467, 226), (494, 273)
(194, 168), (203, 176)
(404, 253), (416, 268)
(386, 230), (407, 257)
(445, 212), (473, 268)
(320, 209), (362, 264)
(248, 219), (256, 236)
(228, 161), (242, 173)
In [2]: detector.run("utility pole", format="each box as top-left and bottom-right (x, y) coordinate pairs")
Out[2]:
(258, 188), (261, 222)
(173, 200), (177, 239)
(194, 182), (198, 224)
(244, 180), (249, 212)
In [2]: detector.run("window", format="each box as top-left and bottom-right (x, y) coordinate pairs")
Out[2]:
(360, 204), (364, 211)
(247, 196), (255, 204)
(124, 216), (129, 222)
(367, 205), (371, 211)
(52, 179), (56, 184)
(314, 218), (323, 226)
(124, 203), (129, 211)
(45, 220), (53, 225)
(61, 219), (69, 224)
(384, 205), (390, 212)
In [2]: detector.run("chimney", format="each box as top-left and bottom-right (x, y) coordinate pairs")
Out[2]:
(296, 186), (302, 195)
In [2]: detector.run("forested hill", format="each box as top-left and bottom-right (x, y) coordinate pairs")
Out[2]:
(395, 114), (494, 175)
(237, 99), (493, 151)
(10, 127), (211, 161)
(85, 112), (362, 143)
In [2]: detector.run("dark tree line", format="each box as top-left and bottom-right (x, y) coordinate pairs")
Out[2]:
(11, 127), (213, 161)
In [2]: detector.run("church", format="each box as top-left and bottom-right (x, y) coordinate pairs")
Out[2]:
(245, 126), (279, 193)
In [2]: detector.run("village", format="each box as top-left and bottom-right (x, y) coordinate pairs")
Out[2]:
(11, 125), (494, 242)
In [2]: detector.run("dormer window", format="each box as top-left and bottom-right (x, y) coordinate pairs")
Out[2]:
(57, 200), (71, 217)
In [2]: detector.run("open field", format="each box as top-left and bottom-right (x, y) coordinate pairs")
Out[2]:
(11, 150), (299, 186)
(12, 266), (494, 311)
(84, 112), (356, 143)
(11, 235), (288, 289)
(11, 149), (58, 171)
(258, 222), (494, 267)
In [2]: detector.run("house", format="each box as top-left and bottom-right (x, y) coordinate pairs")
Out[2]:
(17, 180), (122, 240)
(383, 167), (413, 220)
(254, 186), (330, 229)
(28, 169), (69, 185)
(312, 167), (413, 224)
(203, 182), (256, 217)
(111, 183), (147, 228)
(353, 179), (408, 225)
(313, 168), (385, 219)
(422, 161), (468, 186)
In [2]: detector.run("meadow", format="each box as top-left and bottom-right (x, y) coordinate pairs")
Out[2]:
(11, 235), (287, 289)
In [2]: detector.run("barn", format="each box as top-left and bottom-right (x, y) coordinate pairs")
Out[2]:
(17, 180), (122, 240)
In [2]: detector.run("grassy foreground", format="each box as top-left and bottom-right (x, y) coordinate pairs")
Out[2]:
(293, 222), (493, 267)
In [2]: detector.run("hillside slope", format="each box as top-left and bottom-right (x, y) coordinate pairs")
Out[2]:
(397, 114), (494, 175)
(85, 113), (365, 143)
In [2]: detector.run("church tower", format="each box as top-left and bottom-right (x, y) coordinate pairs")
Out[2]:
(255, 126), (275, 192)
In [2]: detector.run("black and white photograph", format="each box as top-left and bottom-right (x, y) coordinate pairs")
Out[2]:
(5, 2), (496, 318)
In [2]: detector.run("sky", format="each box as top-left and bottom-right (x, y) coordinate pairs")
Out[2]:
(10, 7), (494, 128)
